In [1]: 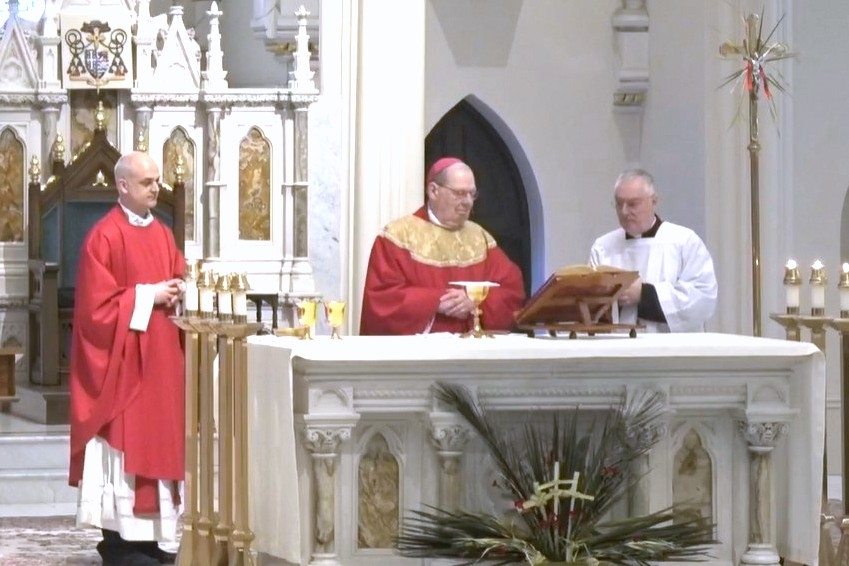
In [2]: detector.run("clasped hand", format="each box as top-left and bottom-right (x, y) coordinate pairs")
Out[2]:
(154, 278), (185, 307)
(437, 288), (475, 319)
(618, 277), (642, 306)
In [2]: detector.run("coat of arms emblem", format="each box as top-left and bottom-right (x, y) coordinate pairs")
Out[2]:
(61, 15), (133, 89)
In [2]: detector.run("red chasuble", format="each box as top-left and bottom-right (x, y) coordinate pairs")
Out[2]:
(68, 206), (185, 511)
(360, 207), (525, 335)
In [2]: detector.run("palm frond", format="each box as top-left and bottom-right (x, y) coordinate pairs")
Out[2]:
(399, 383), (715, 565)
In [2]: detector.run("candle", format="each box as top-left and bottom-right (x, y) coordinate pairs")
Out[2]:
(184, 278), (199, 313)
(198, 269), (215, 316)
(184, 260), (200, 315)
(810, 260), (827, 313)
(216, 273), (232, 319)
(839, 263), (849, 317)
(231, 273), (250, 321)
(783, 259), (801, 313)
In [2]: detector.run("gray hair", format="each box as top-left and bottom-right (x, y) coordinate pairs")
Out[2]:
(614, 168), (656, 196)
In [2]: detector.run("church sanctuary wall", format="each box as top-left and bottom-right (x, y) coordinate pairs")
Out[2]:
(424, 0), (711, 294)
(790, 0), (849, 476)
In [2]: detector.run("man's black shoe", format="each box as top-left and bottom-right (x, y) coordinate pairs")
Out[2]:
(102, 551), (159, 566)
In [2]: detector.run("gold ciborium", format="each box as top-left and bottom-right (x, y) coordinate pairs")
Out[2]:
(450, 281), (500, 338)
(324, 301), (347, 339)
(296, 299), (318, 340)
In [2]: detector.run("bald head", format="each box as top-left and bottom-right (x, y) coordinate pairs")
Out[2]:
(115, 151), (161, 217)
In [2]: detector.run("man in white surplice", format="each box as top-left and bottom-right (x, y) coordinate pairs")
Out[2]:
(589, 169), (717, 332)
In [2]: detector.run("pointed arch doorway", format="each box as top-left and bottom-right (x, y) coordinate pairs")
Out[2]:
(425, 97), (536, 296)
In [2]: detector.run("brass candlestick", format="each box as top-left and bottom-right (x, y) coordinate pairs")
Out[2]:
(210, 320), (236, 565)
(216, 321), (263, 566)
(769, 313), (802, 342)
(169, 316), (201, 566)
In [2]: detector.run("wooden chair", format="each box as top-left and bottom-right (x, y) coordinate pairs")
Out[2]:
(27, 124), (184, 389)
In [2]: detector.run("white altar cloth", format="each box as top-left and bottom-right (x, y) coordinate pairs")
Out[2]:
(247, 332), (824, 566)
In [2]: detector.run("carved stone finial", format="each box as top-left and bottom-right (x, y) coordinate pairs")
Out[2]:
(136, 130), (147, 152)
(174, 154), (185, 183)
(50, 134), (65, 163)
(94, 100), (107, 131)
(289, 4), (316, 91)
(28, 155), (40, 183)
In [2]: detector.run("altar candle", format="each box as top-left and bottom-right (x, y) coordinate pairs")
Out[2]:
(783, 259), (801, 311)
(231, 273), (250, 317)
(839, 263), (849, 315)
(217, 273), (232, 317)
(184, 278), (199, 313)
(810, 260), (826, 312)
(198, 270), (215, 314)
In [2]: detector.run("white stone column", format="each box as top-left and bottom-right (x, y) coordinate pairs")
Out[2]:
(301, 424), (355, 566)
(347, 0), (426, 331)
(623, 420), (666, 517)
(738, 420), (787, 566)
(428, 415), (471, 511)
(204, 104), (224, 259)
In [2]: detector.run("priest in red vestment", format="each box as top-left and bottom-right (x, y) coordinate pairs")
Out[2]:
(68, 152), (185, 566)
(360, 157), (525, 335)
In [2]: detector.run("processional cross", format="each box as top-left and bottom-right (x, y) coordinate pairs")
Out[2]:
(719, 13), (790, 337)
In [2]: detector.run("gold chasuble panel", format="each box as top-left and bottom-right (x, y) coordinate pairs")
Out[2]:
(238, 127), (272, 241)
(0, 128), (24, 242)
(163, 128), (197, 240)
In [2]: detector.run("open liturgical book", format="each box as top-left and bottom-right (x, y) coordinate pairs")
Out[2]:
(514, 264), (644, 337)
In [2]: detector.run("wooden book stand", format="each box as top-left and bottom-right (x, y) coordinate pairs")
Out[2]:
(514, 264), (644, 338)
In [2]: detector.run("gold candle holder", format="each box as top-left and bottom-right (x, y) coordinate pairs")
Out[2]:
(783, 259), (801, 315)
(839, 263), (849, 319)
(810, 260), (827, 316)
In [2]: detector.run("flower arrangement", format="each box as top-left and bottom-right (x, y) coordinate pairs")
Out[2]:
(396, 383), (716, 565)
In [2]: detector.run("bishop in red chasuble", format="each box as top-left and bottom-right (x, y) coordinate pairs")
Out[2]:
(360, 158), (525, 335)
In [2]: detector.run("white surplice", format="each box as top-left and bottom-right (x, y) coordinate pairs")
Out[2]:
(589, 221), (717, 332)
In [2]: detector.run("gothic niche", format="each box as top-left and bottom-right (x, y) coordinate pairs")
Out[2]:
(0, 127), (24, 242)
(70, 90), (117, 156)
(672, 429), (713, 524)
(238, 127), (271, 241)
(357, 433), (399, 549)
(163, 128), (196, 238)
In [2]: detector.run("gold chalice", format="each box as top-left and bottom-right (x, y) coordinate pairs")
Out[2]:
(324, 301), (347, 339)
(450, 281), (500, 338)
(296, 299), (318, 340)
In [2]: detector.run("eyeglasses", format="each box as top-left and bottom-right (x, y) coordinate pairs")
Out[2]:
(613, 196), (652, 211)
(436, 183), (478, 201)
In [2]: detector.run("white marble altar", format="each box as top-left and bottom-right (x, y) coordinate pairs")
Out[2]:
(246, 332), (824, 566)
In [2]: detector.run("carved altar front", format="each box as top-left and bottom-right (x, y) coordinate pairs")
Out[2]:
(246, 333), (824, 566)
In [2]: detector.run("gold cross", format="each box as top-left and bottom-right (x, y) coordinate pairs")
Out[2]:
(719, 13), (789, 99)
